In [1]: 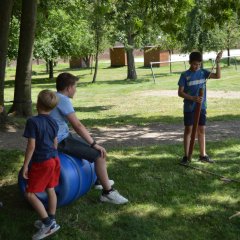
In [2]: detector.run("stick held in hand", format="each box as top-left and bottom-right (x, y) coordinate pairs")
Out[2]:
(188, 88), (204, 161)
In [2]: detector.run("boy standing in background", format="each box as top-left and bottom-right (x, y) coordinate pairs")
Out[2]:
(178, 51), (222, 164)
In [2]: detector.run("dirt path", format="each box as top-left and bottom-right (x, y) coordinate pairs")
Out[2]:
(1, 120), (239, 150)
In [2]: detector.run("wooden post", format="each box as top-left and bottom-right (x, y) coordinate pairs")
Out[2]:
(188, 88), (204, 161)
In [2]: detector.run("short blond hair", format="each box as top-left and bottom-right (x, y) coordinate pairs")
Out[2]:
(37, 90), (58, 112)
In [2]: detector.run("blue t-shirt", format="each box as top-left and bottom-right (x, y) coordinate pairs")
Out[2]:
(23, 114), (58, 163)
(50, 92), (75, 142)
(178, 69), (210, 112)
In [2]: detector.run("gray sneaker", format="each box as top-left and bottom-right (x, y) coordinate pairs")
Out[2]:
(199, 155), (214, 163)
(34, 219), (56, 229)
(32, 221), (60, 240)
(100, 190), (128, 204)
(94, 179), (114, 190)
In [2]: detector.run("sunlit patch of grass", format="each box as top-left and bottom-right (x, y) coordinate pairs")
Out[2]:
(4, 61), (240, 127)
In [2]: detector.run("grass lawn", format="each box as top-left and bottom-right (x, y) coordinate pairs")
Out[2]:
(1, 60), (240, 239)
(3, 60), (240, 127)
(1, 141), (240, 240)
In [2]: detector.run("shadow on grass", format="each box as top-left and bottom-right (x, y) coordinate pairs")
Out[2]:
(76, 77), (151, 86)
(80, 113), (240, 127)
(1, 140), (240, 239)
(0, 183), (35, 240)
(78, 141), (240, 239)
(74, 105), (114, 113)
(4, 77), (55, 89)
(144, 72), (182, 79)
(0, 150), (24, 179)
(80, 114), (183, 127)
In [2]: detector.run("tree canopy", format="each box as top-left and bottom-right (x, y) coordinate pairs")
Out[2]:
(0, 0), (239, 120)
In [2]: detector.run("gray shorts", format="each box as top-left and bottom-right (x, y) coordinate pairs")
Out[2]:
(58, 133), (100, 162)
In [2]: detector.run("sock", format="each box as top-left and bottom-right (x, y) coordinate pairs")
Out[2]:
(48, 214), (55, 220)
(102, 188), (114, 195)
(95, 179), (101, 185)
(42, 217), (51, 226)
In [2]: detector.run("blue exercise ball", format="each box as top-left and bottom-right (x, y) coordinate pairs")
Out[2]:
(18, 153), (97, 207)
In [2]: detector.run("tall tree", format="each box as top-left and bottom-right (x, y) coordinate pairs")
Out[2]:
(180, 0), (240, 68)
(34, 1), (98, 79)
(179, 0), (226, 59)
(9, 0), (38, 116)
(205, 0), (240, 24)
(89, 0), (113, 83)
(114, 0), (192, 80)
(0, 0), (14, 123)
(223, 14), (240, 66)
(7, 15), (20, 61)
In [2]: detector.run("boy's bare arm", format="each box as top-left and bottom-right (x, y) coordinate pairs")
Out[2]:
(23, 138), (35, 179)
(178, 86), (202, 103)
(209, 61), (221, 79)
(54, 137), (58, 149)
(67, 112), (106, 158)
(209, 51), (223, 79)
(67, 112), (95, 144)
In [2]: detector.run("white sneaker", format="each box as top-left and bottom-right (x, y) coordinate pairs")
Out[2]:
(94, 179), (114, 190)
(32, 221), (60, 240)
(100, 190), (128, 204)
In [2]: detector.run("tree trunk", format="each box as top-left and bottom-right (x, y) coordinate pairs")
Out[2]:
(126, 33), (137, 80)
(227, 48), (230, 66)
(45, 60), (49, 73)
(83, 56), (91, 68)
(0, 0), (14, 123)
(92, 29), (100, 83)
(90, 55), (94, 74)
(92, 52), (99, 83)
(49, 59), (53, 79)
(9, 0), (38, 117)
(169, 50), (172, 73)
(199, 47), (204, 69)
(227, 28), (230, 67)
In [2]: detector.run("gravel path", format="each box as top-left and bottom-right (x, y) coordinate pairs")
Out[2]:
(1, 120), (239, 150)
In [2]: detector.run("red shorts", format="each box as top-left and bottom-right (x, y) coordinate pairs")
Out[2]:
(26, 157), (60, 193)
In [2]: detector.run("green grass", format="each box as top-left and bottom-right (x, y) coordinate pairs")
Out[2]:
(1, 60), (240, 239)
(4, 60), (240, 127)
(1, 140), (240, 239)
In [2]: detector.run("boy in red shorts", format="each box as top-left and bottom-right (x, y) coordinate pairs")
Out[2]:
(22, 90), (60, 240)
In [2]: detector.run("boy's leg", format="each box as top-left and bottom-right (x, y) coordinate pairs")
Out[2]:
(58, 134), (112, 191)
(25, 192), (48, 219)
(34, 158), (60, 231)
(58, 134), (128, 204)
(46, 157), (60, 217)
(94, 156), (111, 190)
(25, 160), (57, 220)
(46, 188), (57, 217)
(184, 126), (192, 157)
(183, 111), (194, 160)
(34, 188), (58, 230)
(197, 110), (213, 163)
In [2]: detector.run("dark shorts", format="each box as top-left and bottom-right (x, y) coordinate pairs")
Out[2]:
(58, 133), (101, 162)
(184, 110), (206, 126)
(26, 157), (60, 193)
